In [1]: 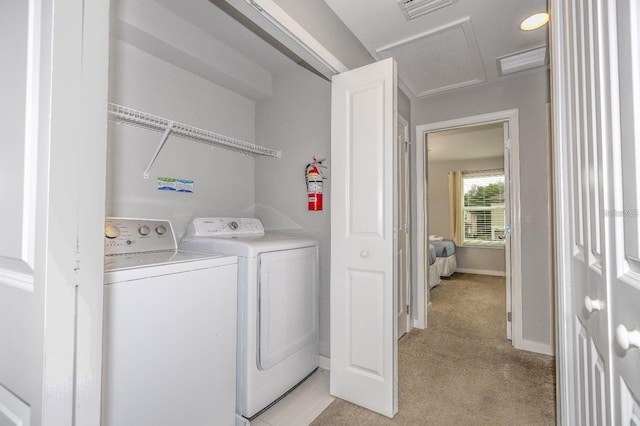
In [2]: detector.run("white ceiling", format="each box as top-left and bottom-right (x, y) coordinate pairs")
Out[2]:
(427, 122), (504, 162)
(323, 0), (549, 98)
(122, 0), (549, 101)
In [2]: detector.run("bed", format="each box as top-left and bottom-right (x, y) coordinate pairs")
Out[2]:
(429, 239), (457, 277)
(428, 244), (441, 288)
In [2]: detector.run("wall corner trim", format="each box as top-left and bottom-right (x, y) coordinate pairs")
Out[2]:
(319, 355), (331, 371)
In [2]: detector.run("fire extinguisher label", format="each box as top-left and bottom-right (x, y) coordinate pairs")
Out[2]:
(308, 181), (323, 192)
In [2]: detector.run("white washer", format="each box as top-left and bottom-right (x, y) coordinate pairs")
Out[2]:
(102, 218), (238, 426)
(179, 218), (320, 421)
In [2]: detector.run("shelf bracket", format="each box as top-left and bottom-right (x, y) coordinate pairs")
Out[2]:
(143, 122), (174, 179)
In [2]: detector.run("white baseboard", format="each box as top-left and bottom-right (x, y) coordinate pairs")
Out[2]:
(517, 339), (554, 356)
(455, 268), (506, 277)
(319, 355), (330, 371)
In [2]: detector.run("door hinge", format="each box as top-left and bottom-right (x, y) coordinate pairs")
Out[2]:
(507, 312), (512, 322)
(407, 304), (410, 315)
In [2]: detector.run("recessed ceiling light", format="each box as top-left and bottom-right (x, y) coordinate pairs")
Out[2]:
(520, 12), (549, 31)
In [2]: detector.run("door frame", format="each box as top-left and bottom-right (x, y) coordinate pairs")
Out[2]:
(397, 114), (412, 337)
(414, 110), (522, 349)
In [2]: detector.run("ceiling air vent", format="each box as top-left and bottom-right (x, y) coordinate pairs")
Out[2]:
(497, 46), (548, 76)
(396, 0), (458, 20)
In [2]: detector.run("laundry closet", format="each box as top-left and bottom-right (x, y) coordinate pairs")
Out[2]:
(107, 0), (332, 349)
(105, 0), (333, 422)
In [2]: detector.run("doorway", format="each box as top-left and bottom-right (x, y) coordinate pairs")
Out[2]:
(414, 109), (524, 349)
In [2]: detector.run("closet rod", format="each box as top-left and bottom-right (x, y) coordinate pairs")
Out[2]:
(108, 103), (281, 173)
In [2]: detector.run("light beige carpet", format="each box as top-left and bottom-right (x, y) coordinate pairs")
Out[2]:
(311, 273), (556, 425)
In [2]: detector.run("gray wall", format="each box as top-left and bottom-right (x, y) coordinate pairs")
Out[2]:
(107, 39), (257, 238)
(411, 69), (553, 349)
(428, 157), (506, 274)
(398, 89), (411, 122)
(254, 66), (332, 356)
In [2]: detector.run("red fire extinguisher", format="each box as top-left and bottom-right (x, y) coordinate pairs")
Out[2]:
(306, 157), (326, 211)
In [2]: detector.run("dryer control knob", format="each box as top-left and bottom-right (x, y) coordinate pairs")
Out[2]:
(138, 225), (151, 236)
(156, 225), (167, 235)
(105, 224), (120, 239)
(228, 221), (239, 230)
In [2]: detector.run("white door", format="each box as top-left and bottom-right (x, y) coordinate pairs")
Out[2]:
(330, 57), (398, 418)
(610, 1), (640, 422)
(0, 1), (109, 425)
(552, 0), (640, 424)
(397, 116), (411, 338)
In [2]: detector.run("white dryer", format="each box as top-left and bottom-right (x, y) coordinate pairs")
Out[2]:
(102, 218), (238, 426)
(179, 218), (319, 422)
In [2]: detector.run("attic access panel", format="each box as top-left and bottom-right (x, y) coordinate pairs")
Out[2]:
(376, 17), (486, 97)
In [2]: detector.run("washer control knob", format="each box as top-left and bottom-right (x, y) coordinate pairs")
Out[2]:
(105, 224), (120, 239)
(138, 225), (151, 236)
(228, 221), (239, 230)
(156, 225), (167, 235)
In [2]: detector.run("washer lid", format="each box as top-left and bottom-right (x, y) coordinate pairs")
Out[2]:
(179, 233), (318, 257)
(104, 251), (237, 284)
(104, 250), (230, 272)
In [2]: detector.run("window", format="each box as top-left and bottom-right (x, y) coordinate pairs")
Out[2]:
(462, 169), (505, 246)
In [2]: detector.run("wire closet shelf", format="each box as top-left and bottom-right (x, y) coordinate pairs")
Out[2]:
(108, 103), (281, 177)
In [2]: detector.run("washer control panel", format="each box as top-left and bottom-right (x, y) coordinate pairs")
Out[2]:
(185, 217), (265, 238)
(105, 218), (176, 255)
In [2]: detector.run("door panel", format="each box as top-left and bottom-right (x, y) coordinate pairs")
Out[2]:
(0, 1), (59, 423)
(620, 378), (640, 425)
(347, 270), (385, 374)
(576, 321), (590, 426)
(553, 0), (640, 423)
(0, 0), (35, 285)
(331, 58), (397, 418)
(590, 341), (607, 426)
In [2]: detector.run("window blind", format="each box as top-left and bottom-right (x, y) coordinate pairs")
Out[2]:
(462, 169), (505, 245)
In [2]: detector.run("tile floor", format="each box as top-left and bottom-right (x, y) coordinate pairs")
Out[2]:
(250, 368), (334, 426)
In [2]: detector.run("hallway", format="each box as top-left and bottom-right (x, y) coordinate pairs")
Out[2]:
(312, 273), (556, 425)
